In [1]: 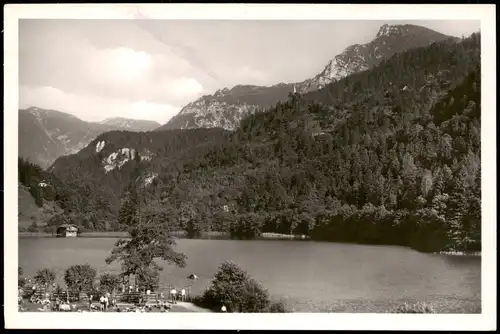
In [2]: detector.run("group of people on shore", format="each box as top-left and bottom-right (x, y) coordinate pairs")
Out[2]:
(168, 287), (187, 304)
(87, 294), (116, 311)
(20, 277), (193, 313)
(120, 284), (189, 302)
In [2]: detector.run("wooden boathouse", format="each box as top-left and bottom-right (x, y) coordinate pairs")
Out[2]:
(56, 224), (79, 237)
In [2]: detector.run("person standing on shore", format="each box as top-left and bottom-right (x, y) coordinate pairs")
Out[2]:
(55, 297), (61, 312)
(88, 294), (93, 311)
(181, 288), (186, 302)
(99, 295), (105, 311)
(159, 291), (164, 307)
(170, 288), (177, 304)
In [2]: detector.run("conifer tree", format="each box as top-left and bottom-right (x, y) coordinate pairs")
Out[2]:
(446, 166), (470, 251)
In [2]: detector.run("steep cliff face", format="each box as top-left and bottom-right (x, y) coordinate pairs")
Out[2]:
(158, 84), (294, 131)
(297, 24), (456, 93)
(158, 24), (456, 132)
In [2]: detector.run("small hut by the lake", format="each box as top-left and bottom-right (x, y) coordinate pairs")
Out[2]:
(56, 224), (79, 237)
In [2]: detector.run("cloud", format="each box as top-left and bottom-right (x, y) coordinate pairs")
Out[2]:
(169, 77), (204, 97)
(19, 20), (206, 123)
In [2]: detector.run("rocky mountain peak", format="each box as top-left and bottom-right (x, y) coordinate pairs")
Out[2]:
(376, 24), (404, 38)
(214, 87), (230, 97)
(160, 24), (455, 132)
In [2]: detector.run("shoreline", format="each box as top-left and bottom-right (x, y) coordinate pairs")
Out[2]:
(19, 294), (480, 313)
(18, 231), (310, 240)
(18, 231), (130, 238)
(17, 232), (481, 257)
(436, 250), (482, 257)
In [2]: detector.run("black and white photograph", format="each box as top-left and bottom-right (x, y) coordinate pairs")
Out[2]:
(4, 3), (496, 331)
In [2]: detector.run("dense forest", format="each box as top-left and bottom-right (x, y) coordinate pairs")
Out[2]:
(19, 128), (230, 231)
(21, 33), (481, 253)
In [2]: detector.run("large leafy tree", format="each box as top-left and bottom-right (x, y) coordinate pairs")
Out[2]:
(64, 264), (97, 300)
(34, 268), (56, 289)
(99, 273), (121, 296)
(105, 199), (187, 291)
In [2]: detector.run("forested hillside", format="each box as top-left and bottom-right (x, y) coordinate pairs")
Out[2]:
(35, 34), (481, 253)
(46, 128), (230, 231)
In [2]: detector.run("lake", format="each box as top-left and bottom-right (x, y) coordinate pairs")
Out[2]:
(18, 237), (481, 313)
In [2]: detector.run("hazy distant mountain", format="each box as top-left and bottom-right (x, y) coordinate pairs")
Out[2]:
(158, 24), (456, 131)
(98, 117), (161, 132)
(18, 107), (160, 168)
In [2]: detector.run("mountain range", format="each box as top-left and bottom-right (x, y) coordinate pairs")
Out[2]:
(17, 25), (482, 253)
(18, 107), (160, 168)
(19, 24), (456, 169)
(158, 24), (456, 131)
(27, 31), (481, 249)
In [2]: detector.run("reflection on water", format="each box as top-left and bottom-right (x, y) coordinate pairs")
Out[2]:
(18, 237), (481, 313)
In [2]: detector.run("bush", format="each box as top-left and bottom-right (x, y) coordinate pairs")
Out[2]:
(43, 225), (57, 235)
(394, 302), (436, 313)
(238, 279), (271, 312)
(200, 261), (276, 313)
(267, 300), (288, 313)
(18, 267), (26, 288)
(191, 294), (212, 309)
(27, 224), (39, 232)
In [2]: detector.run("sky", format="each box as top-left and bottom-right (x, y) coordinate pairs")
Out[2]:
(19, 19), (480, 124)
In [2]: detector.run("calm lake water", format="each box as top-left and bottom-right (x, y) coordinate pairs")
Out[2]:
(18, 237), (481, 313)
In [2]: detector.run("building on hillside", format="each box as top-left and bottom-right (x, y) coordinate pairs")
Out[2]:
(56, 224), (79, 237)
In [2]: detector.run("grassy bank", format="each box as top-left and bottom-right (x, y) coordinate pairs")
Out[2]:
(19, 299), (212, 313)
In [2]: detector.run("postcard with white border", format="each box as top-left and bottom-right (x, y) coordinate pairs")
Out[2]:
(4, 3), (497, 331)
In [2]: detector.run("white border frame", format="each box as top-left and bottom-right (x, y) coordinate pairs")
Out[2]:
(4, 4), (497, 330)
